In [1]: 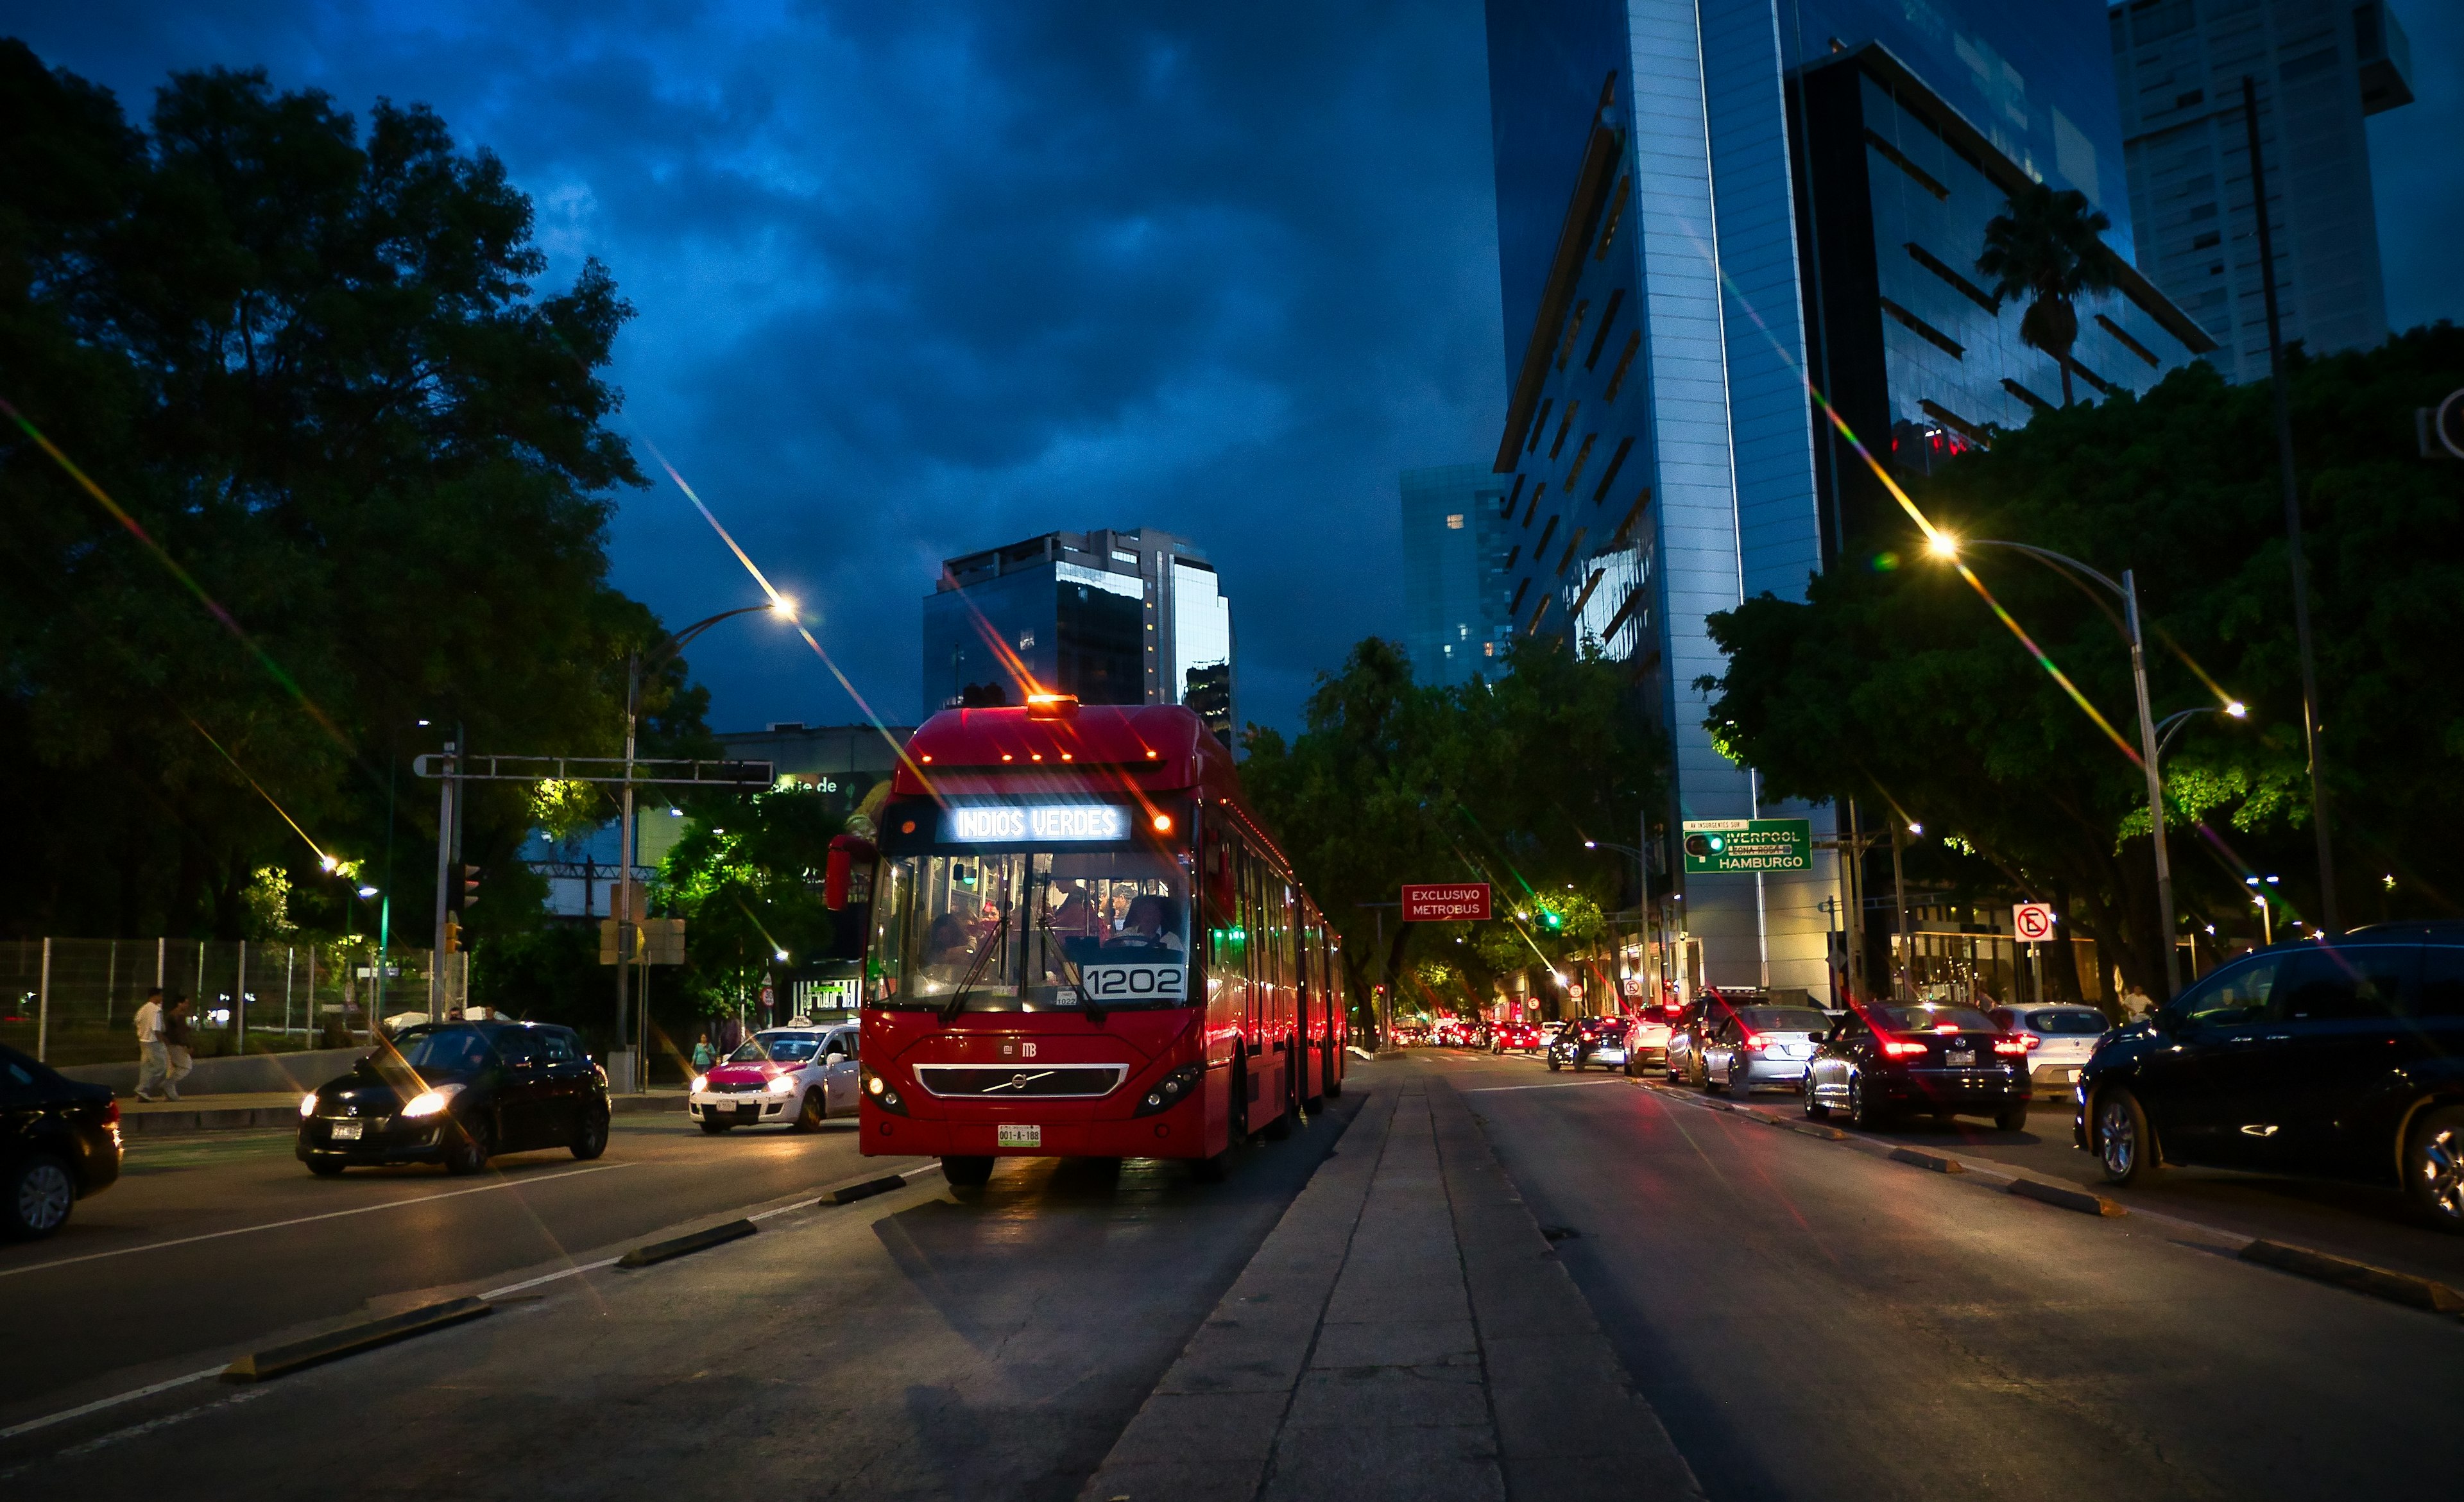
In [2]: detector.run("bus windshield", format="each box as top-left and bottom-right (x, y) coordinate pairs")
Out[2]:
(873, 849), (1192, 1012)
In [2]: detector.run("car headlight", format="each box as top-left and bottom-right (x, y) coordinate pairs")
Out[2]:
(689, 1075), (708, 1094)
(300, 1092), (320, 1118)
(400, 1084), (465, 1118)
(766, 1073), (797, 1097)
(1134, 1063), (1205, 1118)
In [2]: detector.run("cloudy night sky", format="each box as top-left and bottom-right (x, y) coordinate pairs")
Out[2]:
(6, 1), (2460, 738)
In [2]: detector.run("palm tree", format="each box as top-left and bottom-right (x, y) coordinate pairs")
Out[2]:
(1976, 182), (2119, 406)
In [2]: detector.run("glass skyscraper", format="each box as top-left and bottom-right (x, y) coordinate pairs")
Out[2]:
(2110, 0), (2414, 382)
(1482, 0), (2216, 999)
(1399, 463), (1515, 689)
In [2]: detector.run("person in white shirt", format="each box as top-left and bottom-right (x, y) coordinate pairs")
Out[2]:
(133, 987), (169, 1101)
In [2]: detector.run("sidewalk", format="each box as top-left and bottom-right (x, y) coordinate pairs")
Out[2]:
(1078, 1066), (1701, 1502)
(115, 1088), (689, 1134)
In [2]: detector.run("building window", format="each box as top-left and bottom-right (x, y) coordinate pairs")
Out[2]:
(1534, 515), (1559, 556)
(1528, 399), (1553, 453)
(1590, 436), (1634, 505)
(1593, 176), (1629, 260)
(1904, 243), (1998, 313)
(1018, 629), (1035, 650)
(1550, 402), (1578, 459)
(1878, 296), (1965, 359)
(1563, 433), (1599, 490)
(1556, 300), (1589, 371)
(2094, 313), (2162, 368)
(1863, 128), (1949, 200)
(1603, 332), (1641, 402)
(1484, 641), (1495, 658)
(2001, 377), (2055, 413)
(1584, 289), (1626, 369)
(1445, 513), (1466, 530)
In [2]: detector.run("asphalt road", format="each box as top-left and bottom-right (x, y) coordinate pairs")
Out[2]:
(0, 1093), (1365, 1499)
(0, 1109), (911, 1410)
(1426, 1048), (2464, 1501)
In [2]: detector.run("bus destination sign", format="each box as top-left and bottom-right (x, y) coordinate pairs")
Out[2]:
(1681, 818), (1811, 874)
(945, 804), (1129, 843)
(1401, 883), (1491, 921)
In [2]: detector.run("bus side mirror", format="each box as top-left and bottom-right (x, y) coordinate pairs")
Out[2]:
(826, 835), (876, 911)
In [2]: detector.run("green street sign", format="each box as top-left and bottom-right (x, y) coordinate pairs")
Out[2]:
(1681, 818), (1811, 875)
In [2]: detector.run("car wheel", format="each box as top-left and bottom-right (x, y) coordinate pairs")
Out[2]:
(941, 1154), (995, 1188)
(1546, 1050), (1562, 1072)
(2094, 1086), (2158, 1186)
(1690, 1054), (1709, 1089)
(1849, 1073), (1887, 1131)
(570, 1109), (610, 1160)
(1572, 1052), (1586, 1072)
(1704, 1062), (1726, 1093)
(305, 1156), (348, 1177)
(2402, 1105), (2464, 1234)
(699, 1118), (733, 1135)
(443, 1118), (492, 1176)
(1803, 1077), (1831, 1120)
(792, 1089), (825, 1132)
(1625, 1053), (1641, 1079)
(5, 1153), (77, 1239)
(1994, 1100), (2030, 1132)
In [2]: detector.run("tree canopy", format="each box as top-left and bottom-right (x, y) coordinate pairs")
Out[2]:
(0, 44), (692, 942)
(1702, 325), (2464, 996)
(1242, 636), (1663, 1022)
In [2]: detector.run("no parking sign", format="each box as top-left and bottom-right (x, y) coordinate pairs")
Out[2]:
(2013, 903), (2058, 943)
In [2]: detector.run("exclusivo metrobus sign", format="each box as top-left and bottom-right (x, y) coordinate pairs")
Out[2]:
(1681, 818), (1811, 874)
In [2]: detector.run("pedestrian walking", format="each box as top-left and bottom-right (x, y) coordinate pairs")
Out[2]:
(132, 987), (169, 1100)
(691, 1032), (717, 1071)
(162, 994), (197, 1100)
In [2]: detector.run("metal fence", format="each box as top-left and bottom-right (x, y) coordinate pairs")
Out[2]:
(0, 938), (442, 1067)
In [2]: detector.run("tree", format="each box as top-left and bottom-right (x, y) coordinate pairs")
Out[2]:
(1242, 636), (1663, 1026)
(657, 788), (841, 1025)
(0, 44), (674, 942)
(1976, 182), (2119, 407)
(1701, 326), (2464, 998)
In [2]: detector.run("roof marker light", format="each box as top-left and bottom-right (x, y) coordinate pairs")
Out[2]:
(1145, 749), (1159, 760)
(1001, 753), (1014, 762)
(1026, 692), (1079, 720)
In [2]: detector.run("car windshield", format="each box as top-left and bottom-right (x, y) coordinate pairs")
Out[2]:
(1875, 1005), (1996, 1032)
(1741, 1007), (1829, 1034)
(732, 1032), (823, 1064)
(873, 849), (1191, 1011)
(2024, 1009), (2107, 1036)
(391, 1026), (497, 1075)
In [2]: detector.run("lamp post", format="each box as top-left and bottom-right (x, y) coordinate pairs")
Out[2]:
(1928, 534), (2206, 1000)
(614, 599), (795, 1089)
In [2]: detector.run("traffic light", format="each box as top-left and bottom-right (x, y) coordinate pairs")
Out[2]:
(442, 917), (463, 954)
(1541, 908), (1563, 931)
(453, 862), (483, 911)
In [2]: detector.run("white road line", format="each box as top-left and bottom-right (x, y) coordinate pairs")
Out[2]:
(0, 1162), (634, 1281)
(479, 1258), (622, 1298)
(1460, 1080), (1627, 1093)
(0, 1367), (226, 1442)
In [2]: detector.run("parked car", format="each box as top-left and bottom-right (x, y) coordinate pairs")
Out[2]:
(1546, 1016), (1629, 1071)
(1, 1043), (121, 1240)
(1491, 1021), (1541, 1054)
(1804, 1003), (2030, 1130)
(1664, 996), (1731, 1086)
(2078, 926), (2464, 1232)
(690, 1025), (860, 1133)
(1621, 1013), (1674, 1077)
(1986, 1003), (2110, 1099)
(296, 1021), (610, 1175)
(1700, 1005), (1834, 1094)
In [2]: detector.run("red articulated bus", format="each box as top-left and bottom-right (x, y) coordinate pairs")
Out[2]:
(846, 696), (1346, 1185)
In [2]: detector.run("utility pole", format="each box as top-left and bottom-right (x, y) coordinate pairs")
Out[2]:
(617, 650), (640, 1089)
(430, 737), (457, 1023)
(1889, 820), (1911, 1002)
(2243, 73), (2338, 934)
(2122, 572), (2180, 997)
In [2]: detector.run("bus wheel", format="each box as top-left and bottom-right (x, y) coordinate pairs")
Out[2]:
(941, 1155), (995, 1188)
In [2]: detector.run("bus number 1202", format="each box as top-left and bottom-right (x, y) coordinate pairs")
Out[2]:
(1074, 963), (1186, 1003)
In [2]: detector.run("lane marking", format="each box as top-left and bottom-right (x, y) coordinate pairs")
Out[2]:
(1460, 1080), (1628, 1093)
(0, 1163), (634, 1281)
(0, 1368), (225, 1442)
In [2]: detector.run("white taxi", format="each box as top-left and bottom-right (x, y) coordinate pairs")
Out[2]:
(689, 1026), (859, 1133)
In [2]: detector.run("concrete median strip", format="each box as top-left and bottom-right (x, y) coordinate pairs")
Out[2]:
(615, 1218), (757, 1269)
(222, 1297), (492, 1382)
(2239, 1239), (2464, 1315)
(1887, 1147), (1965, 1173)
(2005, 1177), (2126, 1217)
(820, 1173), (907, 1205)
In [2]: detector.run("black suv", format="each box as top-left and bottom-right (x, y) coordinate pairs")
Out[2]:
(1546, 1016), (1629, 1071)
(2079, 924), (2464, 1231)
(3, 1043), (122, 1239)
(298, 1021), (610, 1176)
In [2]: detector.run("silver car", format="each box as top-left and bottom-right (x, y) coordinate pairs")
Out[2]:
(1987, 1004), (2110, 1098)
(1702, 1005), (1835, 1094)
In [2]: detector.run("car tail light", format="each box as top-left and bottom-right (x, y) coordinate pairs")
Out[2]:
(1881, 1039), (1929, 1058)
(2017, 1032), (2041, 1051)
(1740, 1032), (1765, 1051)
(103, 1099), (121, 1127)
(1992, 1036), (2030, 1056)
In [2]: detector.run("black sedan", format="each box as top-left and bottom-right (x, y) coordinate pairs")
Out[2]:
(1546, 1016), (1630, 1071)
(297, 1021), (610, 1176)
(3, 1043), (122, 1239)
(1803, 1003), (2030, 1131)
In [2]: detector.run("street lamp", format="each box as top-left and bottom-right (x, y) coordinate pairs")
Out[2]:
(1929, 534), (2222, 999)
(613, 598), (796, 1089)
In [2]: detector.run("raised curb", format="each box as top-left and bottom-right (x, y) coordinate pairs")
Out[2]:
(2239, 1239), (2464, 1315)
(821, 1173), (906, 1206)
(1888, 1147), (1964, 1173)
(2006, 1177), (2126, 1217)
(1792, 1122), (1849, 1141)
(223, 1296), (491, 1381)
(615, 1218), (757, 1269)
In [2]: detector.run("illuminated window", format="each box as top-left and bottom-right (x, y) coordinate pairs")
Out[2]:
(1445, 513), (1465, 530)
(1484, 642), (1494, 658)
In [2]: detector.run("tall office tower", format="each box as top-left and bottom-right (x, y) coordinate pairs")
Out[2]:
(1483, 1), (2215, 998)
(921, 527), (1235, 740)
(2111, 0), (2414, 381)
(1399, 463), (1516, 688)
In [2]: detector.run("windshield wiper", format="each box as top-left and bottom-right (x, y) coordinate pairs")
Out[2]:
(1039, 909), (1104, 1023)
(942, 911), (1011, 1024)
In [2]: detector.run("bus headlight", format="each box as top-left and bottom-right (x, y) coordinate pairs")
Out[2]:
(861, 1062), (907, 1115)
(1133, 1064), (1204, 1117)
